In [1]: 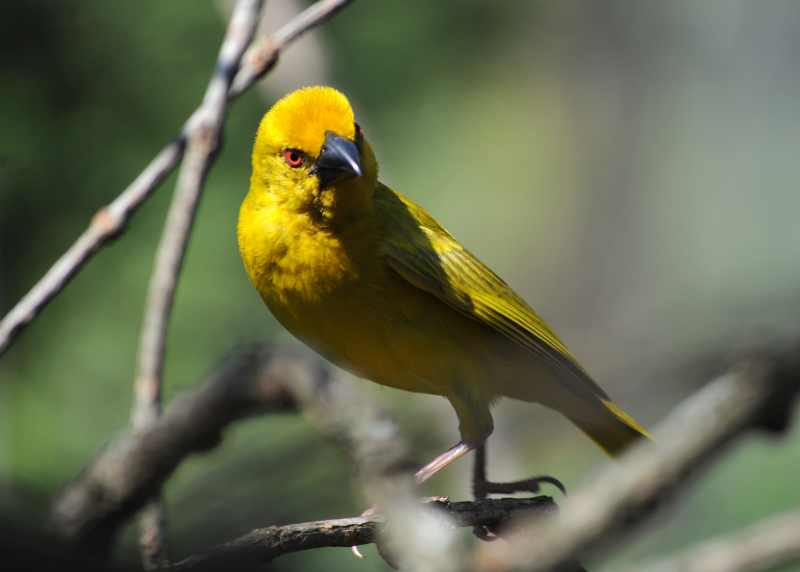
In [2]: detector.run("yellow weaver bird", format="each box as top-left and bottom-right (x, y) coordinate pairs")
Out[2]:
(238, 86), (649, 496)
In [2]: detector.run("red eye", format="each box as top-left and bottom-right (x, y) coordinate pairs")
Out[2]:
(283, 149), (305, 168)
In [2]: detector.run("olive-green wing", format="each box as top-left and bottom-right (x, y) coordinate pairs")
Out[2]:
(378, 185), (609, 401)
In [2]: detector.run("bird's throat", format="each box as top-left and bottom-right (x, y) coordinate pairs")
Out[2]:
(309, 182), (373, 229)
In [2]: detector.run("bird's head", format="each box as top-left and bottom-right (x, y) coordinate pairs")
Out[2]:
(250, 86), (378, 225)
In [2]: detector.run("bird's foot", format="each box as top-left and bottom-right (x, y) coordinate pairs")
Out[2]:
(473, 475), (566, 499)
(471, 475), (566, 541)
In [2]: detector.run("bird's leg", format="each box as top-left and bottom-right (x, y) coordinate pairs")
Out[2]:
(472, 442), (567, 499)
(472, 444), (489, 499)
(361, 445), (472, 570)
(471, 444), (497, 540)
(361, 442), (471, 519)
(414, 441), (472, 484)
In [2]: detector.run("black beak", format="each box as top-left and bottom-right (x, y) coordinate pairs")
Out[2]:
(313, 131), (362, 187)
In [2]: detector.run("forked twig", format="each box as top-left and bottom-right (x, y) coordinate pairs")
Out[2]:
(0, 0), (354, 359)
(131, 3), (264, 565)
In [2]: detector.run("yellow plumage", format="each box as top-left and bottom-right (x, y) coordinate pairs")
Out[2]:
(238, 86), (649, 461)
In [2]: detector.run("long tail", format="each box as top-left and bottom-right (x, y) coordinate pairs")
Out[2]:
(564, 397), (651, 456)
(499, 362), (651, 455)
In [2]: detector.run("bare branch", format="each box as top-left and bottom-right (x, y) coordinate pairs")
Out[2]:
(129, 2), (265, 566)
(48, 336), (799, 572)
(133, 0), (263, 428)
(168, 497), (555, 572)
(229, 0), (354, 98)
(633, 507), (800, 572)
(279, 339), (470, 571)
(50, 346), (316, 553)
(0, 0), (355, 359)
(50, 341), (493, 571)
(139, 502), (170, 570)
(475, 351), (800, 572)
(0, 142), (183, 357)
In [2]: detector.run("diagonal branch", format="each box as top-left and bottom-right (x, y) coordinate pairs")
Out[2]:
(229, 0), (353, 98)
(632, 506), (800, 572)
(0, 0), (355, 359)
(51, 342), (531, 572)
(51, 346), (321, 552)
(49, 343), (800, 571)
(132, 0), (262, 428)
(129, 2), (265, 567)
(0, 142), (182, 357)
(167, 497), (555, 572)
(475, 349), (800, 572)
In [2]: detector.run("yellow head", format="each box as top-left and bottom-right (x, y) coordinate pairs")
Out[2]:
(249, 86), (378, 225)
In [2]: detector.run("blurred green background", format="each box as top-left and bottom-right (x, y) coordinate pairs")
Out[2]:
(2, 1), (799, 570)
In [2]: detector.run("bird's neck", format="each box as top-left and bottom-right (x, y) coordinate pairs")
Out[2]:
(311, 179), (375, 229)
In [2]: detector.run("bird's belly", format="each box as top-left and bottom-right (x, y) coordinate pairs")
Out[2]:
(265, 273), (489, 397)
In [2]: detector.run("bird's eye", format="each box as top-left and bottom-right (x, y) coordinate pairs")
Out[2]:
(283, 149), (305, 168)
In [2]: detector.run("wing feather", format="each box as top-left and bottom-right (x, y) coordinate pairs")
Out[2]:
(378, 186), (609, 401)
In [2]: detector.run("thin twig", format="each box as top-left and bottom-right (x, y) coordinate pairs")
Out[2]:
(129, 3), (264, 567)
(51, 346), (315, 552)
(168, 497), (555, 572)
(475, 351), (800, 572)
(0, 0), (355, 359)
(133, 0), (264, 428)
(0, 143), (183, 357)
(632, 507), (800, 572)
(229, 0), (353, 98)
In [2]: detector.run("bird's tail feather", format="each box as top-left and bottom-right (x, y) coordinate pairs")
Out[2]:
(564, 397), (651, 456)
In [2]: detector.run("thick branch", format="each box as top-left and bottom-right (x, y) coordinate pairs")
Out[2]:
(633, 507), (800, 572)
(0, 0), (355, 359)
(169, 497), (554, 572)
(476, 350), (800, 572)
(51, 339), (477, 570)
(50, 346), (322, 551)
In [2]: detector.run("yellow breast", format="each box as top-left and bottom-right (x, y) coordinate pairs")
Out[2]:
(239, 191), (442, 395)
(238, 191), (354, 305)
(238, 191), (376, 372)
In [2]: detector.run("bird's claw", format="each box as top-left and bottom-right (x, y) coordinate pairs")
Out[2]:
(473, 475), (567, 499)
